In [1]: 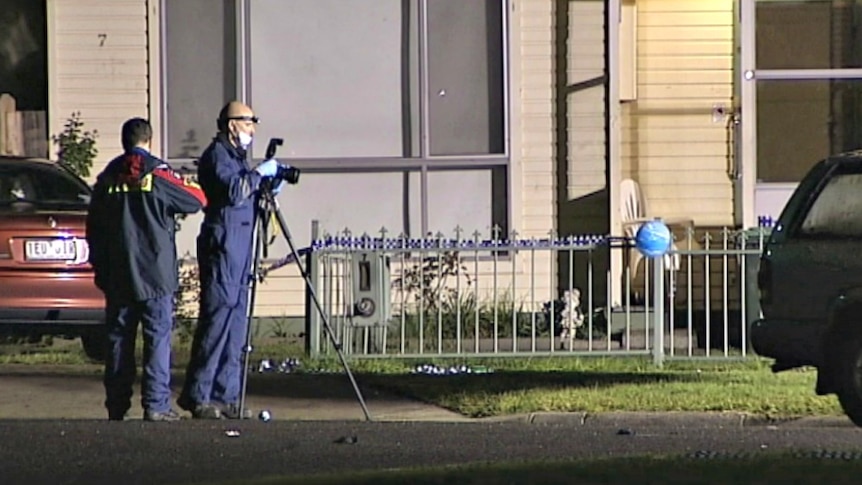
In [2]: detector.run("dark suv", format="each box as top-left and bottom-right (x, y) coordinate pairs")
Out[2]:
(752, 150), (862, 426)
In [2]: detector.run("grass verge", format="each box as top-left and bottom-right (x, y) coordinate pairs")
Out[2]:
(0, 337), (844, 420)
(350, 356), (842, 419)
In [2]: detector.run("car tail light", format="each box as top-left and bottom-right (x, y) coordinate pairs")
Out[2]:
(758, 256), (772, 305)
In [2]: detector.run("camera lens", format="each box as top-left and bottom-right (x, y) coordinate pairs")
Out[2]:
(275, 165), (301, 185)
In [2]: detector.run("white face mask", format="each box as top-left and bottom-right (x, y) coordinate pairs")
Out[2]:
(237, 131), (253, 149)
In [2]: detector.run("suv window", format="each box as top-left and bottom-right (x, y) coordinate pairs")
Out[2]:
(799, 168), (862, 238)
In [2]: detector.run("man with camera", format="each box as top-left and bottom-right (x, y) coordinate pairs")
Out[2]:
(178, 101), (289, 419)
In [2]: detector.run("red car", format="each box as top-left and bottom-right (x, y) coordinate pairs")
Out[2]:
(0, 157), (105, 359)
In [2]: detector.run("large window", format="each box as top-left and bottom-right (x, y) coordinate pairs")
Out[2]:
(756, 0), (862, 70)
(754, 1), (862, 183)
(248, 0), (506, 160)
(164, 0), (507, 163)
(427, 0), (505, 156)
(756, 79), (862, 182)
(164, 0), (237, 159)
(162, 0), (509, 244)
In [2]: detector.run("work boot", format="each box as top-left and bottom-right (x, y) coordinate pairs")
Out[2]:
(143, 408), (182, 422)
(176, 394), (195, 412)
(190, 403), (222, 420)
(107, 409), (128, 421)
(220, 403), (252, 420)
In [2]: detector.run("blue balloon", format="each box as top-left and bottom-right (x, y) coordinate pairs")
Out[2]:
(635, 220), (672, 258)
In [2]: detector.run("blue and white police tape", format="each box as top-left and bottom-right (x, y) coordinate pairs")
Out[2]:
(411, 364), (493, 375)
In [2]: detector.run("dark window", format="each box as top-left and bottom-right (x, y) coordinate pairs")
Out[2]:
(756, 80), (862, 183)
(756, 0), (862, 70)
(798, 166), (862, 237)
(0, 164), (90, 207)
(0, 1), (47, 158)
(164, 0), (237, 159)
(0, 1), (47, 112)
(427, 0), (505, 156)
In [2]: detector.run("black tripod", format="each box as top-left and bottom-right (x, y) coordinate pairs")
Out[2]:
(237, 139), (372, 422)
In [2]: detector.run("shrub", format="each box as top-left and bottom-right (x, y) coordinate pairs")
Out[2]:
(52, 112), (98, 179)
(173, 258), (199, 342)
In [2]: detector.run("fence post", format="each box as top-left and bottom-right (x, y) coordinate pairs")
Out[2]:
(652, 252), (665, 367)
(305, 220), (321, 357)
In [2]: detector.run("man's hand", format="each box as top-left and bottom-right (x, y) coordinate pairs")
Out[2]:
(254, 159), (279, 178)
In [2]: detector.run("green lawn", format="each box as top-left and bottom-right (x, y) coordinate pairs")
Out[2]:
(0, 336), (844, 420)
(351, 357), (842, 419)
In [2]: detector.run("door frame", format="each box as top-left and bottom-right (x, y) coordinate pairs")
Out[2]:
(738, 0), (862, 228)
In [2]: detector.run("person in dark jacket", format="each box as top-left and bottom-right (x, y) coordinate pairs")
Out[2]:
(177, 101), (286, 420)
(86, 118), (207, 422)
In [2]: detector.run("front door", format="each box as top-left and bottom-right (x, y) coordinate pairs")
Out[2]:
(738, 0), (862, 227)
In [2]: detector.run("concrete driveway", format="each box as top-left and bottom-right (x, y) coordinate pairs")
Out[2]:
(0, 364), (466, 422)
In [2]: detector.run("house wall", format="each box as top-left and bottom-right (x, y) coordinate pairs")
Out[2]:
(621, 0), (735, 226)
(44, 0), (747, 321)
(46, 0), (593, 318)
(47, 0), (155, 177)
(514, 0), (556, 301)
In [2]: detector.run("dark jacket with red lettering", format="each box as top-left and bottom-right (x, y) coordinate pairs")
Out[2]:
(86, 147), (207, 303)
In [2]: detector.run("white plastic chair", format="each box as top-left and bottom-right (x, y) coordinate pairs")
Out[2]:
(619, 178), (696, 286)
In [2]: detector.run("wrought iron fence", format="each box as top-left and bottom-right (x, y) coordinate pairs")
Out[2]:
(303, 223), (772, 365)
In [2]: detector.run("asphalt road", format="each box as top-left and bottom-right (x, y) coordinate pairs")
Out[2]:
(2, 417), (862, 485)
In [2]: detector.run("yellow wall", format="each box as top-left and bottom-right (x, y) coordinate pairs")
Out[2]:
(621, 0), (735, 226)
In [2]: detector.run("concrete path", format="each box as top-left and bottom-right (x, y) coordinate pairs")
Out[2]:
(0, 364), (467, 422)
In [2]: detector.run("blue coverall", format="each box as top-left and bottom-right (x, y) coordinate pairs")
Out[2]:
(179, 135), (266, 409)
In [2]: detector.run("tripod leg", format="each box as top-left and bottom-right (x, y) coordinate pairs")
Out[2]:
(265, 193), (373, 421)
(238, 204), (266, 418)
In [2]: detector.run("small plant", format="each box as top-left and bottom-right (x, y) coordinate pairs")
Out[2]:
(392, 251), (472, 312)
(173, 257), (200, 342)
(174, 170), (199, 231)
(52, 111), (98, 179)
(270, 315), (292, 339)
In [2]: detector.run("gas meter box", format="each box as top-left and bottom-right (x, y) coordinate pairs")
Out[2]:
(350, 252), (391, 326)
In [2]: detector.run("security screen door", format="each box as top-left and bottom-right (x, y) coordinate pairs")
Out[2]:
(739, 0), (862, 225)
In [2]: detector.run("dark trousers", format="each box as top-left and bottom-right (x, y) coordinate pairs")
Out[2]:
(104, 294), (174, 414)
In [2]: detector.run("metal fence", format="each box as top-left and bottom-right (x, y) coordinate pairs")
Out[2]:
(304, 224), (772, 365)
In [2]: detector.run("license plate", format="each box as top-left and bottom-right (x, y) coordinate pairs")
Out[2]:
(24, 239), (78, 262)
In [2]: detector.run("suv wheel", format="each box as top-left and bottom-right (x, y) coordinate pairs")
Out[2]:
(835, 334), (862, 427)
(81, 327), (107, 362)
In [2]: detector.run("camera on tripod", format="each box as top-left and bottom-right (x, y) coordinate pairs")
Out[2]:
(245, 136), (372, 421)
(274, 164), (300, 185)
(265, 137), (300, 185)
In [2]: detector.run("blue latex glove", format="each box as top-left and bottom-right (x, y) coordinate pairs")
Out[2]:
(254, 158), (279, 178)
(272, 179), (286, 195)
